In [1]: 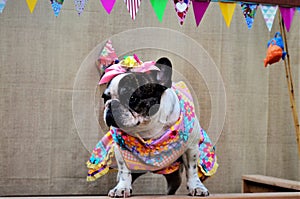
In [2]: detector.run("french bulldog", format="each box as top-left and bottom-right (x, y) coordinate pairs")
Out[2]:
(87, 56), (217, 197)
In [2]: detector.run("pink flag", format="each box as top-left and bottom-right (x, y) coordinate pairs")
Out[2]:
(100, 0), (116, 14)
(279, 7), (295, 32)
(124, 0), (141, 20)
(192, 1), (210, 27)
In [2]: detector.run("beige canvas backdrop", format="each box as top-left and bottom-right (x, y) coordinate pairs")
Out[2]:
(0, 0), (299, 196)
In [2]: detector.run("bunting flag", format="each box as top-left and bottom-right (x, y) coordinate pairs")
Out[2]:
(260, 5), (278, 32)
(240, 3), (258, 29)
(75, 0), (88, 15)
(279, 7), (295, 32)
(297, 7), (300, 13)
(124, 0), (141, 20)
(192, 1), (210, 27)
(100, 0), (116, 14)
(26, 0), (38, 13)
(173, 0), (191, 25)
(219, 2), (236, 27)
(0, 0), (7, 14)
(150, 0), (168, 22)
(50, 0), (64, 17)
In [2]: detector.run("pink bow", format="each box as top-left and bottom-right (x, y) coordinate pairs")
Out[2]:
(99, 64), (126, 84)
(99, 61), (160, 85)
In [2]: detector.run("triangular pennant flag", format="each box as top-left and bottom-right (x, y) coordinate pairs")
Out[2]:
(173, 0), (191, 25)
(219, 2), (236, 27)
(240, 3), (258, 29)
(260, 5), (278, 32)
(50, 0), (64, 17)
(100, 0), (116, 14)
(279, 7), (295, 32)
(26, 0), (38, 13)
(97, 40), (118, 72)
(192, 1), (210, 27)
(75, 0), (88, 15)
(297, 7), (300, 13)
(0, 0), (7, 14)
(124, 0), (141, 20)
(150, 0), (168, 22)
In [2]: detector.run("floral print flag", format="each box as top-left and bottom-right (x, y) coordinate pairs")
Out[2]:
(50, 0), (64, 17)
(75, 0), (88, 15)
(241, 3), (258, 29)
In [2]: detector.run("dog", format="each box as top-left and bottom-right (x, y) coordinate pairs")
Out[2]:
(87, 55), (218, 197)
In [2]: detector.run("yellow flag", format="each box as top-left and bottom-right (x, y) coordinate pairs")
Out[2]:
(219, 2), (236, 27)
(26, 0), (38, 13)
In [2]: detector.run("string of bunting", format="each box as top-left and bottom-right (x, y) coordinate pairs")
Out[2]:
(0, 1), (299, 32)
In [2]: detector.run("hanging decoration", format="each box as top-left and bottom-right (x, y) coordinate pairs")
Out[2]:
(0, 0), (6, 14)
(260, 5), (278, 32)
(124, 0), (141, 20)
(100, 0), (116, 14)
(192, 0), (210, 27)
(264, 32), (286, 67)
(26, 0), (38, 13)
(150, 0), (168, 22)
(219, 2), (236, 27)
(297, 7), (300, 12)
(173, 0), (191, 25)
(96, 40), (119, 73)
(240, 3), (258, 29)
(50, 0), (64, 17)
(279, 7), (295, 32)
(74, 0), (88, 15)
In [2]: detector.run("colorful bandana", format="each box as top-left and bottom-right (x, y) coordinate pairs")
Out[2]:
(87, 81), (218, 181)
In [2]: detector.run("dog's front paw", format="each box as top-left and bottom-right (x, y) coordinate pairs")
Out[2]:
(187, 178), (209, 197)
(108, 184), (132, 198)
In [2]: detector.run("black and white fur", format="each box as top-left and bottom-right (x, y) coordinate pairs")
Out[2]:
(102, 58), (209, 197)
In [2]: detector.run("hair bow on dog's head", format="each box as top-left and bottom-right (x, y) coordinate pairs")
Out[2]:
(97, 40), (160, 84)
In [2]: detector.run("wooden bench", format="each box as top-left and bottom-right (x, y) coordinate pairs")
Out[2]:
(242, 175), (300, 193)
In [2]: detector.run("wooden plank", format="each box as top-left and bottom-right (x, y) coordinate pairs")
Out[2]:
(242, 175), (300, 192)
(1, 192), (300, 199)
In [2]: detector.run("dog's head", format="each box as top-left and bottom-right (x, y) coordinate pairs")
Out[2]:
(101, 57), (173, 134)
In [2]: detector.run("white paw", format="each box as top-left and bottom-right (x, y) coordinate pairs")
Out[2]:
(187, 178), (209, 197)
(108, 184), (132, 198)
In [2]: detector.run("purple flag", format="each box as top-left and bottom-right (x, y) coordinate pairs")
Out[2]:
(279, 7), (295, 32)
(192, 1), (210, 27)
(100, 0), (116, 14)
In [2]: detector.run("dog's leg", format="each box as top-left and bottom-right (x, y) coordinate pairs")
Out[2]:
(108, 145), (132, 198)
(164, 163), (183, 195)
(183, 147), (209, 196)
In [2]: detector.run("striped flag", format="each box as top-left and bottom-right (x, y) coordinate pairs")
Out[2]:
(124, 0), (141, 20)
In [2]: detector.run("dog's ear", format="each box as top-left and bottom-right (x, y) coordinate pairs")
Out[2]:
(155, 57), (172, 88)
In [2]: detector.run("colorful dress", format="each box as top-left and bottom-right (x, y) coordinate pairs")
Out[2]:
(87, 81), (218, 181)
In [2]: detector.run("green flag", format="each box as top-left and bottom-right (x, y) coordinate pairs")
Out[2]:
(150, 0), (168, 22)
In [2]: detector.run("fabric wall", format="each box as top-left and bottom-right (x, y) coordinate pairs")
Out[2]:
(0, 0), (299, 196)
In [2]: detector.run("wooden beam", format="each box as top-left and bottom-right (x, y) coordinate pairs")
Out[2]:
(242, 175), (300, 193)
